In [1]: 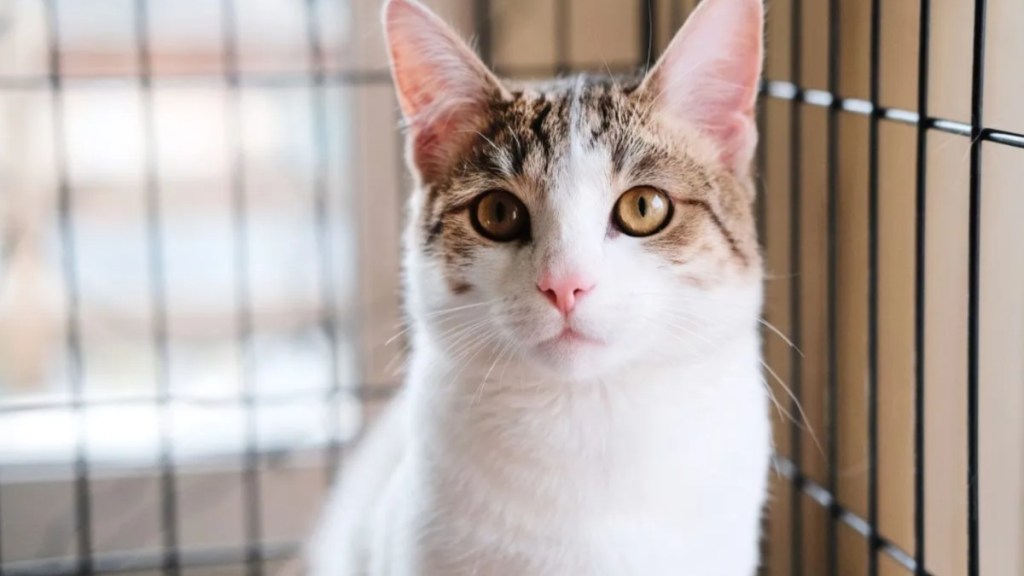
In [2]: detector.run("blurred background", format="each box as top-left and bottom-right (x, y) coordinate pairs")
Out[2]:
(0, 0), (1021, 575)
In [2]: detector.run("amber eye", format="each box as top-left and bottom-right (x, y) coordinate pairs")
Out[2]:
(613, 186), (673, 237)
(471, 190), (529, 242)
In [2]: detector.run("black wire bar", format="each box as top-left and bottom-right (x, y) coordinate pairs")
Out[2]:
(218, 1), (263, 574)
(866, 0), (882, 572)
(42, 1), (95, 574)
(912, 0), (932, 573)
(824, 0), (841, 571)
(132, 0), (180, 574)
(966, 0), (987, 574)
(787, 0), (804, 571)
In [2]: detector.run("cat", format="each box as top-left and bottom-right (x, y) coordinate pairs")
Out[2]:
(307, 0), (769, 573)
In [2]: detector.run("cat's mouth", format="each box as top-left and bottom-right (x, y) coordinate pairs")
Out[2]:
(538, 326), (605, 349)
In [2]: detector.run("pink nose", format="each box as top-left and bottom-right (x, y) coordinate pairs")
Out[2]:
(537, 272), (595, 316)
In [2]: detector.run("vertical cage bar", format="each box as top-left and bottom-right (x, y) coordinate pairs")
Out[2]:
(43, 1), (95, 574)
(639, 0), (654, 72)
(788, 0), (804, 572)
(825, 0), (841, 571)
(754, 82), (769, 576)
(302, 0), (344, 486)
(220, 1), (264, 574)
(966, 0), (987, 573)
(867, 0), (882, 572)
(474, 0), (493, 67)
(754, 78), (769, 576)
(555, 0), (570, 75)
(912, 0), (932, 572)
(754, 96), (767, 245)
(134, 0), (180, 573)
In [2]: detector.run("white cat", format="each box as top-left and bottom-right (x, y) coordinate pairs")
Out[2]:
(307, 0), (770, 573)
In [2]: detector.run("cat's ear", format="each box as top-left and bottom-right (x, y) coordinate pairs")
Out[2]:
(383, 0), (506, 182)
(639, 0), (763, 175)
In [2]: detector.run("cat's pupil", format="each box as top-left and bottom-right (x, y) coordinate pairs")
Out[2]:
(495, 202), (507, 222)
(637, 196), (648, 217)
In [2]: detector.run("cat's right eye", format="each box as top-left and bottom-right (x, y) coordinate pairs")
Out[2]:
(471, 190), (530, 242)
(613, 186), (673, 237)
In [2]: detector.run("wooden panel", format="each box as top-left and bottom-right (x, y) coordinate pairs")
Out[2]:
(929, 0), (974, 123)
(985, 0), (1024, 133)
(567, 0), (639, 68)
(879, 0), (920, 111)
(839, 520), (869, 576)
(492, 0), (556, 71)
(835, 114), (870, 520)
(979, 143), (1024, 576)
(764, 0), (792, 82)
(798, 106), (830, 486)
(876, 121), (917, 554)
(923, 131), (970, 576)
(837, 0), (870, 100)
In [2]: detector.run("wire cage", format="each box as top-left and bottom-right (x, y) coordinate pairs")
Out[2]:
(0, 0), (1022, 575)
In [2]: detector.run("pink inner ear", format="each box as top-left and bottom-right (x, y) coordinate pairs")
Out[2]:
(410, 112), (476, 177)
(643, 0), (763, 174)
(388, 35), (485, 125)
(710, 112), (757, 170)
(384, 0), (502, 179)
(389, 49), (437, 121)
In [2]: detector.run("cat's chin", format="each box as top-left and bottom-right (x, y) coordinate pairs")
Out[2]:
(526, 328), (616, 379)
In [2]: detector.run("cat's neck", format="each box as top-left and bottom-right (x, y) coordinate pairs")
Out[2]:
(406, 328), (763, 456)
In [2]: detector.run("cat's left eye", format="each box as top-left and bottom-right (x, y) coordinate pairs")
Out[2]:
(613, 186), (673, 237)
(471, 189), (530, 242)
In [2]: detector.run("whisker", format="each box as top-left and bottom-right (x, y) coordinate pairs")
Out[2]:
(422, 299), (501, 319)
(643, 314), (811, 448)
(385, 327), (411, 347)
(385, 299), (504, 347)
(450, 330), (503, 385)
(445, 322), (494, 358)
(760, 359), (823, 457)
(617, 297), (805, 361)
(760, 377), (798, 428)
(384, 339), (412, 376)
(758, 318), (805, 358)
(472, 337), (515, 406)
(658, 318), (714, 346)
(436, 319), (495, 362)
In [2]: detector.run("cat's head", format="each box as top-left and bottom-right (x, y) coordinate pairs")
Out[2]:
(385, 0), (764, 381)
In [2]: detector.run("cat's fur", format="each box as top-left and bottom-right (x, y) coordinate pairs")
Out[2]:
(308, 0), (769, 574)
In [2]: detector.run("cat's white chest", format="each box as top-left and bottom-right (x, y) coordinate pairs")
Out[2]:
(395, 347), (771, 576)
